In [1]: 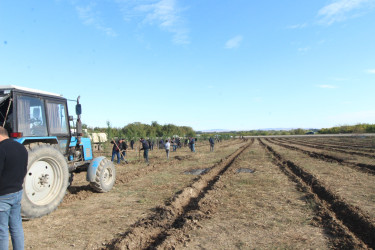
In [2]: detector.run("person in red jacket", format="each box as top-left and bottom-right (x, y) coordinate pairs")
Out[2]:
(0, 127), (28, 250)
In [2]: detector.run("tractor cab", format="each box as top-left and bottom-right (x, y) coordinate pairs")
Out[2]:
(0, 85), (71, 154)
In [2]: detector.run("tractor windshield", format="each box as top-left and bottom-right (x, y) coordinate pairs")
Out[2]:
(17, 95), (48, 136)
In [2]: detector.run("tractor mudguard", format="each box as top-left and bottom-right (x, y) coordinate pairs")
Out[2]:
(86, 156), (106, 182)
(15, 136), (58, 145)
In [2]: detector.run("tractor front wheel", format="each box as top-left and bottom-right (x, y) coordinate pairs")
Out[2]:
(90, 158), (116, 193)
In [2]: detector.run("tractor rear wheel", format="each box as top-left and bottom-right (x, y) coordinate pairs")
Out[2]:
(21, 143), (69, 219)
(90, 158), (116, 192)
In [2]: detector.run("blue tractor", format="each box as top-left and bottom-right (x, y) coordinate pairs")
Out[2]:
(0, 85), (116, 219)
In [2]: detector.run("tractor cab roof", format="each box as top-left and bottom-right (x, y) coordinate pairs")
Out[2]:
(0, 85), (64, 100)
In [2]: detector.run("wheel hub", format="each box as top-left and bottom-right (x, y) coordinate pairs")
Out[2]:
(103, 168), (112, 184)
(38, 174), (50, 187)
(25, 159), (61, 205)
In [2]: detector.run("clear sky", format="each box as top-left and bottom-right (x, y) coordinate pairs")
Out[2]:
(1, 0), (374, 131)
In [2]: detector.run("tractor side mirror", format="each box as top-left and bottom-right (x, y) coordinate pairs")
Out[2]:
(69, 116), (74, 121)
(75, 104), (82, 115)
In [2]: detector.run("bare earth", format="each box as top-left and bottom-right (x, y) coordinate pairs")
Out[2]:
(22, 137), (375, 249)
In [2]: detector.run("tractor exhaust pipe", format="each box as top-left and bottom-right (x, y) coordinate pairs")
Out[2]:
(75, 96), (82, 145)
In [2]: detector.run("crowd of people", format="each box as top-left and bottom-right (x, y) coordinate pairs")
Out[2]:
(110, 136), (220, 164)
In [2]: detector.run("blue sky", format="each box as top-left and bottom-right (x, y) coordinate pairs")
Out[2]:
(1, 0), (374, 131)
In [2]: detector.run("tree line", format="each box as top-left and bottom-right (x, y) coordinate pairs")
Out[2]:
(208, 124), (375, 137)
(318, 124), (375, 134)
(85, 121), (197, 140)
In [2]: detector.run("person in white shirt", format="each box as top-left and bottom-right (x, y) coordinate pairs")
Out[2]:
(165, 139), (171, 159)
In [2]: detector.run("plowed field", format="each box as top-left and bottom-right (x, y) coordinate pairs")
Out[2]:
(22, 136), (375, 249)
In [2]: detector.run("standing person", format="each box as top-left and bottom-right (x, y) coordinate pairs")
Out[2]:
(130, 139), (134, 150)
(189, 137), (195, 152)
(120, 139), (128, 164)
(172, 138), (177, 152)
(111, 139), (121, 164)
(140, 138), (149, 164)
(165, 139), (171, 159)
(209, 137), (215, 152)
(148, 139), (152, 151)
(0, 127), (28, 250)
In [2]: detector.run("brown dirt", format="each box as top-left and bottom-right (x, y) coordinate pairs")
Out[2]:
(21, 137), (374, 249)
(260, 139), (374, 248)
(266, 138), (375, 175)
(276, 138), (375, 158)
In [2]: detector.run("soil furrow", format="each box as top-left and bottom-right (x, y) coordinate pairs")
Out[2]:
(285, 138), (375, 153)
(259, 139), (375, 249)
(266, 138), (375, 175)
(275, 138), (375, 158)
(104, 141), (253, 249)
(295, 138), (375, 150)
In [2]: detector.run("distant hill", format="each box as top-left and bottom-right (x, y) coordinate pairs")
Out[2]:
(199, 129), (233, 133)
(260, 128), (294, 131)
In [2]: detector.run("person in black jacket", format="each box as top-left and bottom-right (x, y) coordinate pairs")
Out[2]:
(189, 137), (195, 152)
(140, 138), (149, 163)
(0, 126), (28, 250)
(111, 139), (121, 164)
(120, 139), (128, 164)
(209, 137), (215, 152)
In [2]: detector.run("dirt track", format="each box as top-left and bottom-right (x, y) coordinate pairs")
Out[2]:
(22, 137), (375, 249)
